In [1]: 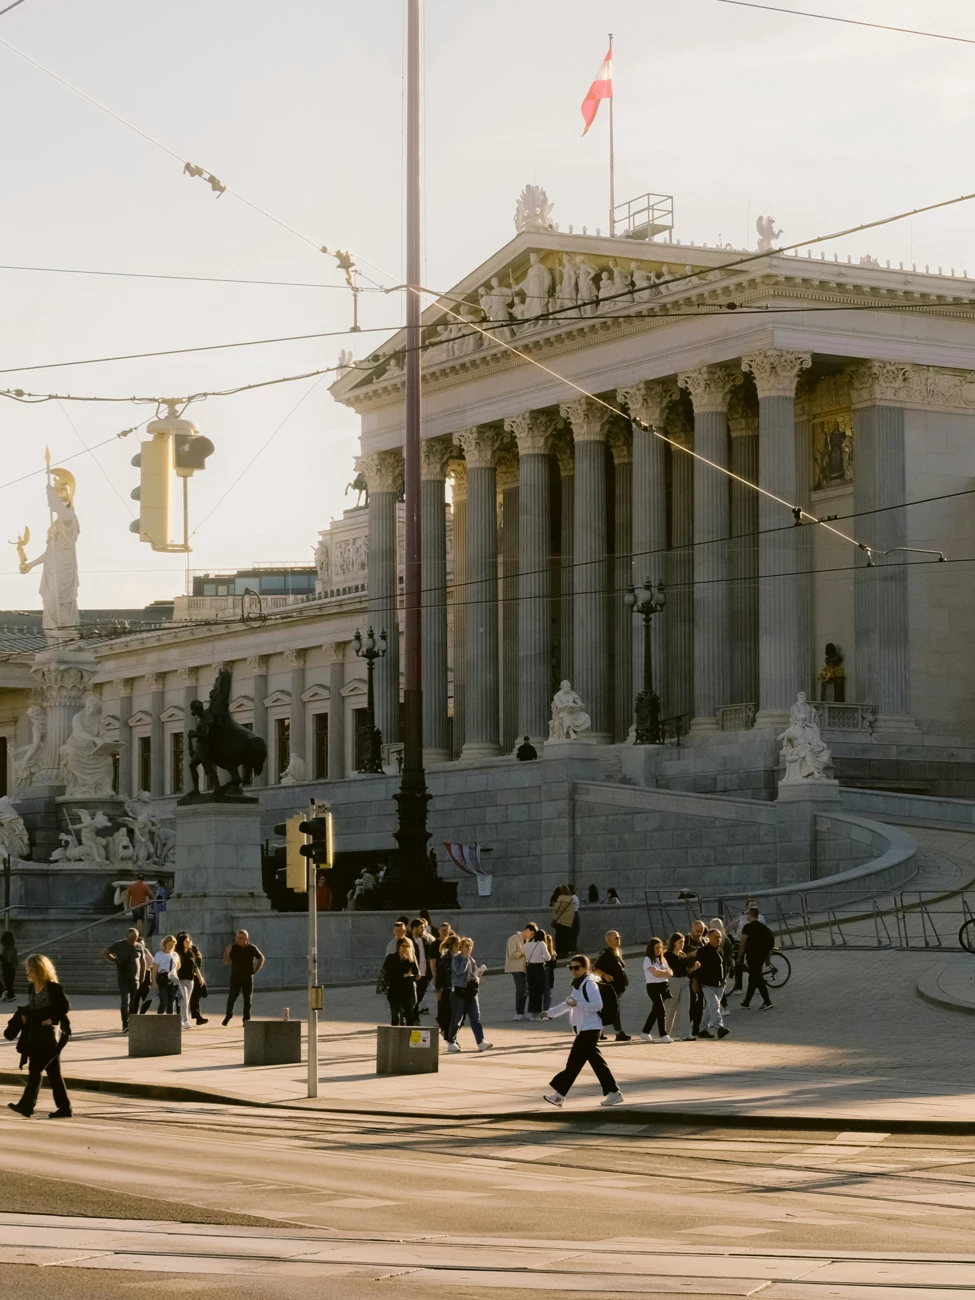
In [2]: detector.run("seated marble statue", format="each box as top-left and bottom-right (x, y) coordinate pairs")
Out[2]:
(778, 691), (832, 782)
(549, 680), (593, 741)
(58, 694), (116, 798)
(280, 752), (308, 785)
(0, 796), (30, 860)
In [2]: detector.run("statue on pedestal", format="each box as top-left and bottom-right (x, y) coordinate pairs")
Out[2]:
(280, 753), (308, 785)
(50, 808), (111, 863)
(0, 796), (30, 860)
(549, 681), (593, 741)
(12, 705), (47, 792)
(778, 692), (832, 782)
(14, 464), (80, 642)
(58, 694), (116, 798)
(818, 642), (846, 702)
(180, 667), (267, 802)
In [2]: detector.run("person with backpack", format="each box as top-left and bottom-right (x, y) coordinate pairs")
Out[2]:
(540, 954), (623, 1108)
(594, 930), (631, 1042)
(738, 906), (775, 1009)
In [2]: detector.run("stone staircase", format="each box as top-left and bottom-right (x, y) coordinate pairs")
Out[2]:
(42, 939), (120, 994)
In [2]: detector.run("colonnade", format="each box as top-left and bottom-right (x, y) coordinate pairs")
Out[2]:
(357, 350), (913, 758)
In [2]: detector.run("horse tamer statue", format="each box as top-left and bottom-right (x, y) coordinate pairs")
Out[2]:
(180, 668), (267, 802)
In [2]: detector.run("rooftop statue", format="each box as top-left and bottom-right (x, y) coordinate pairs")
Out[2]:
(755, 214), (783, 253)
(13, 462), (80, 642)
(513, 184), (554, 233)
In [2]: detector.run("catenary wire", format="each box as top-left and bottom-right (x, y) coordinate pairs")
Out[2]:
(710, 0), (975, 45)
(0, 263), (381, 291)
(55, 399), (139, 519)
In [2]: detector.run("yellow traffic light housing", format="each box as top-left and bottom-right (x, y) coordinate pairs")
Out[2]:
(273, 812), (306, 893)
(129, 404), (214, 552)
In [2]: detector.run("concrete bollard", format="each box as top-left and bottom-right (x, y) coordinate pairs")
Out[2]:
(376, 1024), (439, 1075)
(243, 1019), (302, 1066)
(128, 1016), (182, 1058)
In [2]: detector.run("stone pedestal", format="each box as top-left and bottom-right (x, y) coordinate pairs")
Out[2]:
(775, 778), (840, 887)
(376, 1023), (439, 1075)
(14, 782), (66, 863)
(244, 1019), (302, 1065)
(165, 802), (270, 978)
(776, 778), (841, 804)
(28, 646), (98, 784)
(128, 1016), (181, 1057)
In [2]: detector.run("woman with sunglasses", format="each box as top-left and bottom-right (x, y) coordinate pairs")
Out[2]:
(540, 954), (623, 1108)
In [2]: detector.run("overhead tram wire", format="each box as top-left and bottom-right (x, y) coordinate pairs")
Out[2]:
(710, 0), (975, 46)
(0, 0), (28, 15)
(0, 263), (382, 291)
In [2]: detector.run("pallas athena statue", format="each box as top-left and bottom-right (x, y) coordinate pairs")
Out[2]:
(12, 462), (80, 641)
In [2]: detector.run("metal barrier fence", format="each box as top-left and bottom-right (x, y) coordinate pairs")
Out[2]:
(644, 888), (975, 952)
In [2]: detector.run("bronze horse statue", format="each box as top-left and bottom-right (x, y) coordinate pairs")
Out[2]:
(186, 668), (267, 800)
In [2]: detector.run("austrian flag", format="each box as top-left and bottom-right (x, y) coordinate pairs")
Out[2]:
(581, 46), (613, 135)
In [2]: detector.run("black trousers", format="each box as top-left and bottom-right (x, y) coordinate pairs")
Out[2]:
(226, 974), (253, 1019)
(689, 979), (703, 1033)
(387, 984), (419, 1026)
(742, 962), (771, 1007)
(642, 984), (667, 1037)
(435, 989), (452, 1039)
(117, 978), (139, 1028)
(190, 981), (206, 1021)
(550, 1028), (618, 1098)
(1, 959), (15, 998)
(18, 1033), (70, 1115)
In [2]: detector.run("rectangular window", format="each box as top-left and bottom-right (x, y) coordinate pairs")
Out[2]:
(138, 736), (152, 793)
(354, 708), (370, 771)
(275, 716), (291, 782)
(314, 713), (329, 780)
(111, 751), (120, 795)
(170, 732), (184, 795)
(0, 737), (6, 797)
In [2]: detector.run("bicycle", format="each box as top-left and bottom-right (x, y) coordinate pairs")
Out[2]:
(764, 950), (792, 989)
(958, 918), (975, 954)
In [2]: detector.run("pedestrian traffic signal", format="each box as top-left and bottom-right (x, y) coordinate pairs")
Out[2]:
(273, 813), (306, 892)
(299, 812), (333, 868)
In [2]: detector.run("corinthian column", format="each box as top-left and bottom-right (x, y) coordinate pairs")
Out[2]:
(450, 463), (467, 756)
(849, 360), (914, 729)
(496, 444), (520, 753)
(553, 433), (574, 685)
(420, 437), (451, 762)
(609, 421), (633, 741)
(728, 389), (759, 707)
(742, 349), (811, 726)
(561, 396), (613, 741)
(114, 677), (133, 797)
(323, 642), (346, 779)
(506, 410), (558, 746)
(285, 649), (306, 768)
(620, 380), (678, 723)
(247, 655), (268, 786)
(454, 427), (505, 758)
(667, 413), (694, 722)
(678, 365), (742, 730)
(178, 667), (198, 795)
(358, 449), (403, 747)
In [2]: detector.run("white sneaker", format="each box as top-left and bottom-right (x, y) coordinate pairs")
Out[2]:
(512, 1014), (527, 1021)
(447, 1041), (461, 1053)
(658, 1034), (674, 1044)
(478, 1041), (494, 1052)
(529, 1014), (540, 1020)
(640, 1032), (655, 1043)
(600, 1090), (624, 1107)
(543, 1092), (564, 1108)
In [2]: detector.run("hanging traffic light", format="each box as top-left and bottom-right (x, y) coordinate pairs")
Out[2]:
(129, 403), (213, 552)
(273, 813), (306, 892)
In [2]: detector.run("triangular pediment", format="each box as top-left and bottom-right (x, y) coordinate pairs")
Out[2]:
(263, 690), (291, 709)
(159, 705), (184, 723)
(229, 695), (253, 716)
(127, 710), (151, 727)
(340, 677), (367, 698)
(300, 683), (330, 703)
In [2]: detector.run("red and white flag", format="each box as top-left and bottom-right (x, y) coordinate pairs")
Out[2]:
(581, 46), (613, 136)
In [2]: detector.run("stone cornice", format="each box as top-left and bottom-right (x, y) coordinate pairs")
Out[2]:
(356, 449), (403, 495)
(678, 364), (743, 414)
(742, 349), (812, 400)
(503, 409), (560, 456)
(560, 395), (614, 442)
(617, 379), (679, 430)
(453, 426), (506, 469)
(419, 435), (452, 481)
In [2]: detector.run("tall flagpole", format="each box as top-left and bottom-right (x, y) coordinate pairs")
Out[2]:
(608, 31), (615, 236)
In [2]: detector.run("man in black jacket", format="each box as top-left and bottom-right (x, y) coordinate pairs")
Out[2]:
(696, 929), (730, 1039)
(739, 906), (775, 1009)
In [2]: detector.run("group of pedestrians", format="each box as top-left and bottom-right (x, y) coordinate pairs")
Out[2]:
(101, 926), (264, 1032)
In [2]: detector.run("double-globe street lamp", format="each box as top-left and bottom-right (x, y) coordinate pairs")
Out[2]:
(624, 578), (667, 744)
(352, 626), (387, 774)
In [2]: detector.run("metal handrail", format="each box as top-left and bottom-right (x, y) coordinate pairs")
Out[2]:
(27, 908), (130, 950)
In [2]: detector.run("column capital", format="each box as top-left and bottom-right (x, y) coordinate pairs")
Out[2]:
(607, 421), (632, 465)
(246, 655), (268, 673)
(112, 677), (133, 696)
(177, 666), (198, 685)
(503, 409), (559, 456)
(419, 435), (452, 481)
(560, 395), (614, 442)
(741, 349), (811, 400)
(495, 444), (520, 491)
(678, 364), (743, 414)
(617, 379), (679, 429)
(284, 648), (306, 667)
(665, 407), (694, 450)
(145, 673), (163, 692)
(452, 426), (506, 469)
(551, 430), (574, 476)
(322, 641), (347, 664)
(449, 460), (467, 501)
(848, 358), (925, 409)
(727, 387), (759, 438)
(356, 448), (403, 495)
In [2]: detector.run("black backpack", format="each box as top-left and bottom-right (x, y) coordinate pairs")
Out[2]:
(583, 978), (617, 1026)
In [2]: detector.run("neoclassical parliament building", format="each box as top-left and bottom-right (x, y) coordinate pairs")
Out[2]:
(4, 217), (975, 807)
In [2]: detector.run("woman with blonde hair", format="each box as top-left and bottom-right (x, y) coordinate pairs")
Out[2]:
(447, 937), (493, 1053)
(4, 954), (72, 1118)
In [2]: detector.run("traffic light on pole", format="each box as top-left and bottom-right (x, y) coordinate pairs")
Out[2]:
(299, 811), (333, 869)
(273, 812), (306, 892)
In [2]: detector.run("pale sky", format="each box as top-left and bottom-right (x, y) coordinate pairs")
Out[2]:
(1, 0), (973, 612)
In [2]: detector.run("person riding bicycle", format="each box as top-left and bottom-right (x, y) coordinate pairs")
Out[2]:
(738, 906), (775, 1010)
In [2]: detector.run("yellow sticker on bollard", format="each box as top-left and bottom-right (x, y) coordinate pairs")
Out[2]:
(409, 1030), (430, 1048)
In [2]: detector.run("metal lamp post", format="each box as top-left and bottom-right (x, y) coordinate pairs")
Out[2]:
(353, 626), (387, 774)
(624, 578), (666, 744)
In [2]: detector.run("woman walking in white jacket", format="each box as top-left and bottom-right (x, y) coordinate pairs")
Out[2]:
(541, 954), (624, 1108)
